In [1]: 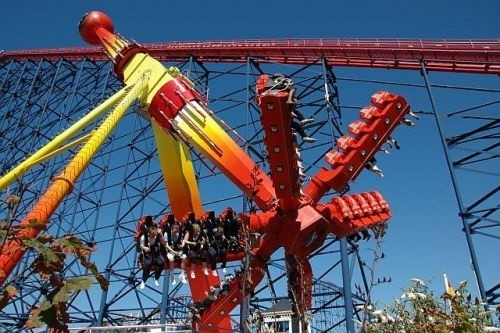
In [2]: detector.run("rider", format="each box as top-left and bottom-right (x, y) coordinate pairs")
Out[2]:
(221, 207), (241, 252)
(139, 222), (170, 289)
(267, 73), (316, 143)
(164, 220), (189, 285)
(183, 223), (209, 279)
(208, 226), (229, 276)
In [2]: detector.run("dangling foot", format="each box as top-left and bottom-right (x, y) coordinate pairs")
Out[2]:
(179, 272), (188, 284)
(170, 274), (176, 286)
(190, 271), (196, 279)
(139, 281), (146, 289)
(371, 165), (384, 178)
(212, 270), (218, 277)
(203, 268), (209, 276)
(222, 267), (227, 274)
(154, 279), (160, 287)
(302, 136), (316, 143)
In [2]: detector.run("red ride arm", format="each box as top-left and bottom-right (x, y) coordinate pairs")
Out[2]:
(305, 92), (412, 203)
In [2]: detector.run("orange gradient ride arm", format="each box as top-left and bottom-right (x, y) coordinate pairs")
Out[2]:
(148, 76), (277, 211)
(79, 11), (277, 213)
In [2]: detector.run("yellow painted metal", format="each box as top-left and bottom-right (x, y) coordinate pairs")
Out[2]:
(121, 53), (182, 104)
(119, 52), (276, 211)
(120, 53), (208, 215)
(0, 87), (129, 191)
(152, 122), (203, 217)
(28, 133), (93, 168)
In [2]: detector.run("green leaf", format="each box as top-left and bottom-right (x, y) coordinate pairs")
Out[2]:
(65, 276), (93, 291)
(25, 238), (58, 263)
(52, 276), (92, 304)
(56, 236), (108, 291)
(55, 235), (89, 253)
(39, 299), (52, 311)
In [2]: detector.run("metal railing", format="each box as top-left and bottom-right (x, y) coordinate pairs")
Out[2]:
(68, 323), (191, 333)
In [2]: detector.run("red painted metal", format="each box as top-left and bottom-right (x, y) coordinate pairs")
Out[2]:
(150, 77), (204, 129)
(2, 39), (499, 74)
(197, 255), (267, 331)
(257, 75), (302, 211)
(78, 11), (115, 45)
(196, 83), (405, 328)
(305, 92), (411, 203)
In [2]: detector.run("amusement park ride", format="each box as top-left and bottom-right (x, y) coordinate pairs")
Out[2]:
(0, 10), (498, 333)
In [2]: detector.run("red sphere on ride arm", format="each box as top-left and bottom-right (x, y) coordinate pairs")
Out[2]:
(78, 11), (114, 45)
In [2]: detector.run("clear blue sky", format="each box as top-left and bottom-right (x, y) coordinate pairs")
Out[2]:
(1, 0), (498, 311)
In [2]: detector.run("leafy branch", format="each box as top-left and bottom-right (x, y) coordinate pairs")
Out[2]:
(0, 194), (108, 330)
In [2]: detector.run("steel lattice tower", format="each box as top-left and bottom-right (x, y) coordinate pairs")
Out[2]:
(0, 40), (498, 332)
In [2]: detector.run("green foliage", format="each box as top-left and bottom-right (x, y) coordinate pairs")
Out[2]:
(25, 237), (60, 265)
(55, 235), (109, 291)
(52, 276), (93, 303)
(26, 276), (94, 330)
(24, 237), (107, 329)
(0, 196), (108, 330)
(360, 279), (497, 333)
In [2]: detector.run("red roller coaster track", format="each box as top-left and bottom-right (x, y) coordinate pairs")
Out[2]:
(2, 38), (500, 74)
